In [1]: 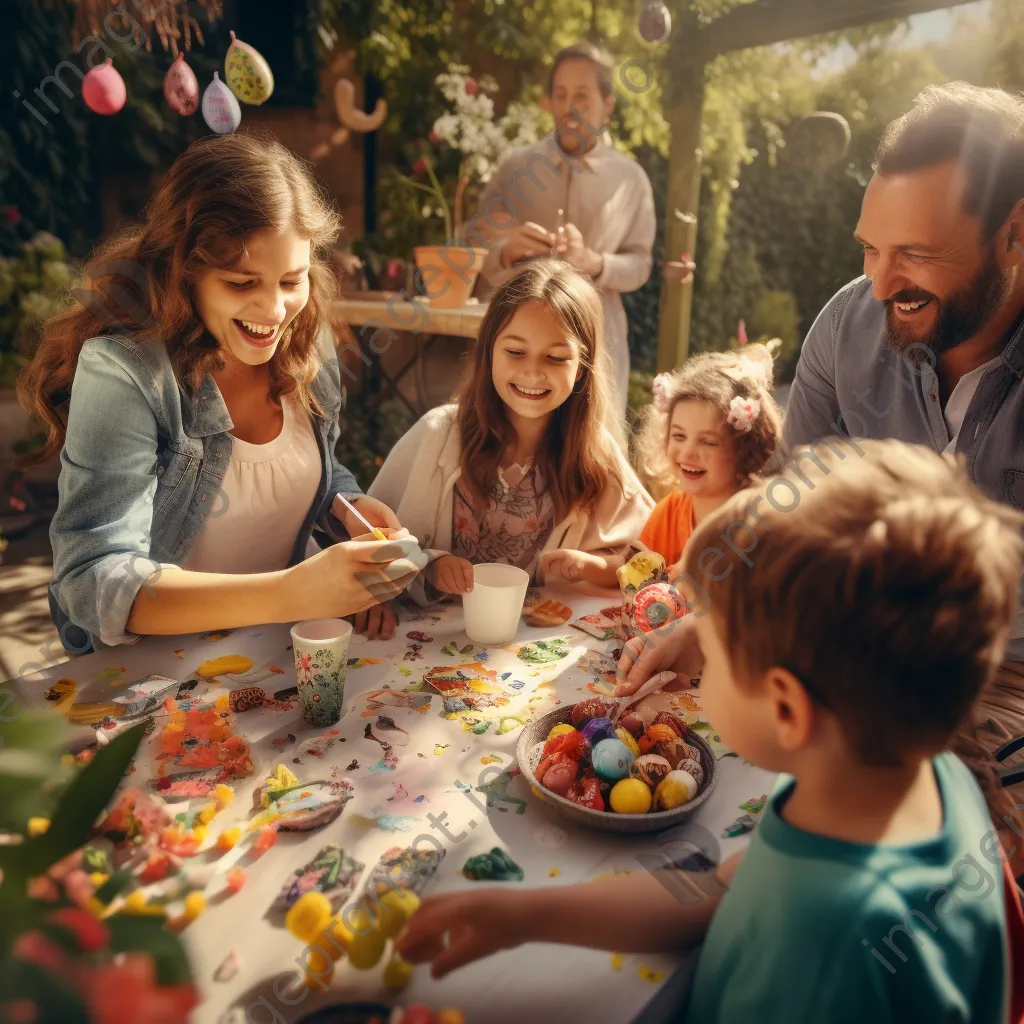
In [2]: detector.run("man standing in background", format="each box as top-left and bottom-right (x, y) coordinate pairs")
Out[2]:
(475, 42), (656, 416)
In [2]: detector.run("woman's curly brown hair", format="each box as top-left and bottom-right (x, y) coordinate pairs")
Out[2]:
(637, 344), (783, 499)
(18, 132), (342, 464)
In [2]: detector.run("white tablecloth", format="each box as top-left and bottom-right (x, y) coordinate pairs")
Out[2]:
(10, 587), (774, 1024)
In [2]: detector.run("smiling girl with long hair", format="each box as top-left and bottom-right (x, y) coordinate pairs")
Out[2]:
(19, 133), (422, 652)
(369, 259), (653, 598)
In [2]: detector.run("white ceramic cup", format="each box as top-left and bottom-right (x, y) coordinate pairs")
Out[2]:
(290, 618), (353, 726)
(462, 563), (530, 646)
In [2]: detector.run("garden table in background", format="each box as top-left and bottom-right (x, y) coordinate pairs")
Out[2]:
(333, 294), (488, 419)
(8, 587), (773, 1024)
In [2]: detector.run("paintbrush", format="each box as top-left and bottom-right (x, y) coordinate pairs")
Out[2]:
(335, 493), (388, 541)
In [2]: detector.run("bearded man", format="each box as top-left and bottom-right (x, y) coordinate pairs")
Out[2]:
(783, 81), (1024, 866)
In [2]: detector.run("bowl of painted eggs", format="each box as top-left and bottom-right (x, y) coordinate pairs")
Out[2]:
(515, 697), (718, 834)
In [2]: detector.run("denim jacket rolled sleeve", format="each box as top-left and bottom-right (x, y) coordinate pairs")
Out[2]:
(48, 334), (364, 650)
(49, 341), (176, 646)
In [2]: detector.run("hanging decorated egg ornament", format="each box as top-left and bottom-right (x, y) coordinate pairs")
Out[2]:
(225, 31), (274, 105)
(82, 59), (126, 116)
(639, 1), (672, 44)
(202, 72), (242, 135)
(164, 53), (199, 116)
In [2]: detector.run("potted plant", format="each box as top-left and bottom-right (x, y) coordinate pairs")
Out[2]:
(400, 65), (544, 309)
(0, 713), (198, 1022)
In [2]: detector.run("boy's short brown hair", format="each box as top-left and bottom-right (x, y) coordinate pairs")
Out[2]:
(680, 439), (1023, 766)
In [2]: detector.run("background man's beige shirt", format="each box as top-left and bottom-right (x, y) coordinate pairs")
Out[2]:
(472, 134), (656, 415)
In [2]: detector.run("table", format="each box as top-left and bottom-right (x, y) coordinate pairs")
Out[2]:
(333, 295), (487, 419)
(9, 588), (773, 1024)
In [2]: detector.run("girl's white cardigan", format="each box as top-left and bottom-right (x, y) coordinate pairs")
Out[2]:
(368, 404), (654, 603)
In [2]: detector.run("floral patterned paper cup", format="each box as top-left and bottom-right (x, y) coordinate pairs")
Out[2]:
(290, 618), (353, 727)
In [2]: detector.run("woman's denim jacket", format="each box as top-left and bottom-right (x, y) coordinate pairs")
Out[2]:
(48, 334), (362, 652)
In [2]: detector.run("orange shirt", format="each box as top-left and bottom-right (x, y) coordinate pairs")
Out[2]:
(639, 490), (695, 567)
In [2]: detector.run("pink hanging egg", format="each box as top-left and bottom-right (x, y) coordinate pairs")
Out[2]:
(164, 53), (199, 116)
(82, 59), (126, 116)
(202, 72), (242, 135)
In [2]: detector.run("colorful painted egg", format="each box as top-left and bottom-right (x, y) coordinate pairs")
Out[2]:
(581, 716), (615, 746)
(654, 769), (699, 810)
(567, 771), (604, 811)
(542, 729), (589, 762)
(615, 727), (641, 759)
(652, 711), (688, 738)
(542, 760), (578, 797)
(82, 59), (126, 115)
(676, 756), (704, 788)
(163, 52), (199, 116)
(571, 697), (615, 728)
(630, 753), (672, 788)
(202, 72), (242, 135)
(639, 0), (672, 44)
(632, 582), (685, 633)
(637, 723), (678, 753)
(610, 778), (653, 814)
(547, 722), (576, 742)
(591, 738), (634, 781)
(534, 751), (577, 785)
(617, 711), (646, 739)
(225, 31), (274, 105)
(655, 734), (692, 770)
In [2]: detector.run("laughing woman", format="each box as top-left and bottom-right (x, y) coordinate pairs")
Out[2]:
(19, 134), (424, 654)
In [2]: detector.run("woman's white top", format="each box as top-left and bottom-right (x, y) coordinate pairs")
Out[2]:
(182, 399), (321, 574)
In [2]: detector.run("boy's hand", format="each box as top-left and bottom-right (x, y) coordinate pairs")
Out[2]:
(429, 555), (475, 595)
(396, 890), (526, 978)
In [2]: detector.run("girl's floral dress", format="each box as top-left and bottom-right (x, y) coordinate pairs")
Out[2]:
(452, 460), (555, 578)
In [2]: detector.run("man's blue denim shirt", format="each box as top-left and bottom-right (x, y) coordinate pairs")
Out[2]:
(784, 277), (1024, 660)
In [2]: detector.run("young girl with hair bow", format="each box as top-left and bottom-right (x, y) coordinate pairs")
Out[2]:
(636, 345), (783, 568)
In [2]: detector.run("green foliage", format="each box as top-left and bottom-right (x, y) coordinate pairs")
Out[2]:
(324, 0), (670, 259)
(748, 289), (801, 378)
(0, 710), (194, 1016)
(0, 232), (76, 361)
(336, 393), (416, 488)
(1, 0), (221, 260)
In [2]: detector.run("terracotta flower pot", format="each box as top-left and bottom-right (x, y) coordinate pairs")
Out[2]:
(412, 246), (487, 310)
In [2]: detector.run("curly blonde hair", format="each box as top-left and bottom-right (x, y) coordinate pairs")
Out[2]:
(637, 345), (783, 498)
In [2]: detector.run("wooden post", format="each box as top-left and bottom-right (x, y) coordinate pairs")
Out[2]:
(656, 41), (706, 372)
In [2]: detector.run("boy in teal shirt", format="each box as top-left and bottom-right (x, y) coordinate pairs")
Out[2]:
(396, 440), (1018, 1021)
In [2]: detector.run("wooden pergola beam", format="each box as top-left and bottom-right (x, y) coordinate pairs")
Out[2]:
(700, 0), (981, 57)
(655, 0), (979, 373)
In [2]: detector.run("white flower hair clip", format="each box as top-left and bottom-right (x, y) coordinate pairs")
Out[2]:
(727, 395), (761, 432)
(652, 373), (673, 414)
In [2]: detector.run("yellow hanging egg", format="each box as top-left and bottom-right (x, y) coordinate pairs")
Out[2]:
(225, 31), (274, 106)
